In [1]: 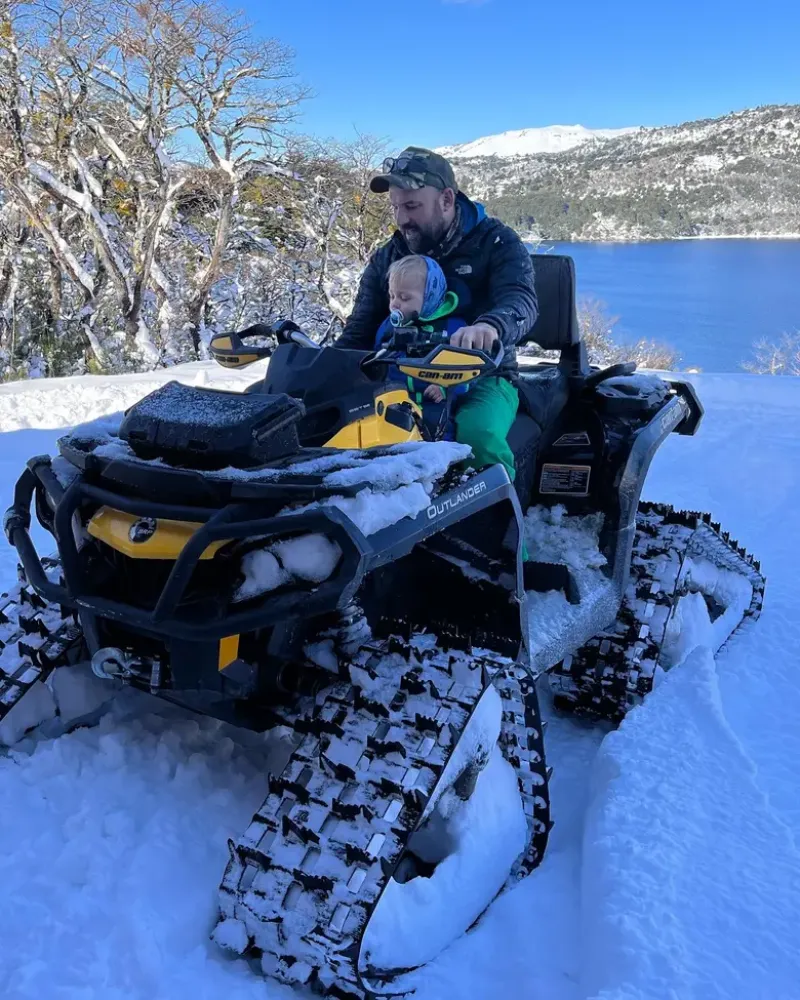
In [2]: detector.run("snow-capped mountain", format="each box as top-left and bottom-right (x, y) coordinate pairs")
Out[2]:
(436, 124), (641, 159)
(448, 105), (800, 240)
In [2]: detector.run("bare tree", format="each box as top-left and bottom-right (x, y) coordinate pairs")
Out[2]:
(742, 332), (800, 376)
(170, 1), (306, 349)
(0, 205), (25, 353)
(576, 297), (681, 370)
(0, 0), (113, 363)
(0, 0), (305, 365)
(334, 131), (395, 264)
(520, 296), (681, 370)
(285, 132), (393, 324)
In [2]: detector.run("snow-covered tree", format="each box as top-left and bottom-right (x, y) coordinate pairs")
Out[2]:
(742, 332), (800, 376)
(275, 133), (394, 330)
(0, 0), (306, 371)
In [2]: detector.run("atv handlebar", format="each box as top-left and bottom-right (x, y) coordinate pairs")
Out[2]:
(209, 321), (320, 369)
(272, 320), (321, 351)
(377, 324), (503, 360)
(209, 318), (503, 385)
(362, 328), (504, 379)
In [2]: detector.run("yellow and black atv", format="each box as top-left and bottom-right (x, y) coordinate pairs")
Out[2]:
(1, 254), (764, 997)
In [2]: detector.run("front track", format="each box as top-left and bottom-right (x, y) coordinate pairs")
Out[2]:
(216, 634), (551, 998)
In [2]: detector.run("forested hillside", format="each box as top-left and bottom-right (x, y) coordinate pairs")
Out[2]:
(452, 106), (800, 241)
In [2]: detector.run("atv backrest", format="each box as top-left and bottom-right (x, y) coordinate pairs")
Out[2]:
(520, 253), (581, 351)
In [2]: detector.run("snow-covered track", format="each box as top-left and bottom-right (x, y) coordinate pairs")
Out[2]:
(0, 568), (85, 736)
(550, 501), (766, 721)
(216, 634), (550, 998)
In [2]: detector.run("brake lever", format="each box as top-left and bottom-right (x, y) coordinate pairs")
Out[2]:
(287, 329), (321, 350)
(360, 348), (391, 369)
(272, 320), (319, 350)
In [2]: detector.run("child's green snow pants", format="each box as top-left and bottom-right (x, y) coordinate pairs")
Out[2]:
(453, 376), (519, 482)
(453, 376), (530, 561)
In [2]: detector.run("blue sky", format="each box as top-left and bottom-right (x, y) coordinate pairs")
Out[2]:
(243, 0), (799, 151)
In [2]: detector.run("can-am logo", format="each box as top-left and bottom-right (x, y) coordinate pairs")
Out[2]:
(419, 370), (464, 381)
(427, 480), (487, 519)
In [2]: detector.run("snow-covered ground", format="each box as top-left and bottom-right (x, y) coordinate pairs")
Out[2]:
(1, 365), (800, 1000)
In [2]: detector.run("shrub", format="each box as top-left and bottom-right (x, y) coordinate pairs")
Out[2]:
(741, 332), (800, 375)
(520, 297), (682, 370)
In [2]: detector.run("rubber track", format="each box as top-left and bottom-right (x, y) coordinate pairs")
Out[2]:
(549, 501), (766, 722)
(217, 637), (550, 998)
(2, 564), (550, 994)
(0, 564), (85, 729)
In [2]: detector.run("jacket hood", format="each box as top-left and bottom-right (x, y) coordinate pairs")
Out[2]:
(421, 289), (459, 322)
(458, 192), (486, 235)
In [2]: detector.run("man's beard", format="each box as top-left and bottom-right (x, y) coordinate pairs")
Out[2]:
(401, 206), (448, 253)
(402, 224), (439, 253)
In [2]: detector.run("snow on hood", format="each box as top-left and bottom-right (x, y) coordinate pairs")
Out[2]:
(60, 410), (473, 542)
(65, 410), (471, 493)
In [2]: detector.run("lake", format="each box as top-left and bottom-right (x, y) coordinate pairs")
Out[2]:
(533, 240), (800, 373)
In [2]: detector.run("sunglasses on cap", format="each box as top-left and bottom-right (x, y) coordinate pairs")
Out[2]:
(381, 155), (449, 190)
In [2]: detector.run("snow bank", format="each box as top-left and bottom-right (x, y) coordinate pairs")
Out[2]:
(361, 715), (527, 974)
(662, 558), (753, 669)
(0, 696), (289, 1000)
(0, 361), (264, 432)
(582, 646), (800, 1000)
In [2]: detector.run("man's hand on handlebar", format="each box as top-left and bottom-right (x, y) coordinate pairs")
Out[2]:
(450, 322), (499, 352)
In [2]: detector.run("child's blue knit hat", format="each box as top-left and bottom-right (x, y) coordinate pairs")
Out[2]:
(421, 257), (447, 317)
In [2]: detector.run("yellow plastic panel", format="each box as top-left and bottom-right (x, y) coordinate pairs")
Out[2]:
(87, 507), (228, 561)
(218, 635), (240, 671)
(324, 389), (422, 448)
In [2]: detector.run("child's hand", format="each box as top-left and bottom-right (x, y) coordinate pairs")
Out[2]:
(424, 384), (445, 403)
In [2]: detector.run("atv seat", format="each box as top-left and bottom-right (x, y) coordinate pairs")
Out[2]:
(501, 254), (581, 496)
(523, 253), (581, 359)
(507, 370), (570, 507)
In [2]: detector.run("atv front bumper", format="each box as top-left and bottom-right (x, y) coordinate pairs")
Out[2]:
(5, 457), (525, 661)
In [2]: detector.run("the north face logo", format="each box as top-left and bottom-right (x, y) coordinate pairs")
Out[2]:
(455, 265), (472, 275)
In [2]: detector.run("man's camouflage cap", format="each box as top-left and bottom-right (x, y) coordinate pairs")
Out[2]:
(370, 146), (459, 194)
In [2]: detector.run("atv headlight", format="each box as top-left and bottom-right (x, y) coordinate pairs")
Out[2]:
(233, 532), (342, 602)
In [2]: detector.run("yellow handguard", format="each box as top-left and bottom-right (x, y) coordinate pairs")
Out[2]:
(209, 326), (273, 369)
(397, 342), (499, 388)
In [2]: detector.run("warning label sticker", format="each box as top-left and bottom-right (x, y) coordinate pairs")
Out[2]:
(553, 431), (591, 447)
(539, 463), (592, 496)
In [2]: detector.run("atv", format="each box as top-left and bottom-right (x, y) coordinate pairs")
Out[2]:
(0, 254), (764, 997)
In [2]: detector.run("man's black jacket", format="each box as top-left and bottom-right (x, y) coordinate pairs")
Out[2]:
(335, 194), (538, 376)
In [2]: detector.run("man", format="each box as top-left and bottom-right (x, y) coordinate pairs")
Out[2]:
(336, 146), (538, 482)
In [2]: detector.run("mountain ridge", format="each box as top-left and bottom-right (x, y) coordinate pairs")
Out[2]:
(443, 105), (800, 240)
(435, 124), (641, 159)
